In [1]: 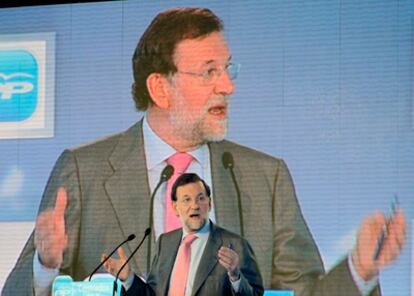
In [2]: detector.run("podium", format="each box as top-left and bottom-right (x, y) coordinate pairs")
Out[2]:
(53, 274), (122, 296)
(52, 274), (293, 296)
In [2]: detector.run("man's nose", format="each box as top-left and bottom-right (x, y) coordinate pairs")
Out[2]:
(190, 199), (201, 208)
(214, 70), (234, 96)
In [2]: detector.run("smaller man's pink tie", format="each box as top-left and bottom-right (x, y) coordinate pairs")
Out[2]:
(169, 234), (198, 296)
(165, 152), (193, 232)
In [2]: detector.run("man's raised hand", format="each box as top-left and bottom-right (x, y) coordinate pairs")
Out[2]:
(34, 187), (68, 269)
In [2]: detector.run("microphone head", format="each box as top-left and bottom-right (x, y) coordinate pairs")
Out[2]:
(144, 227), (152, 236)
(161, 165), (174, 181)
(127, 234), (136, 241)
(222, 152), (234, 169)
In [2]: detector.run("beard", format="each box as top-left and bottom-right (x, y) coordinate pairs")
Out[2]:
(169, 94), (229, 145)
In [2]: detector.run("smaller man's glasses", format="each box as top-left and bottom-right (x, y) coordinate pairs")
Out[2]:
(178, 62), (241, 85)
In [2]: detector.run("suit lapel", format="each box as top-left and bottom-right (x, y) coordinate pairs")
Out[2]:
(191, 223), (222, 296)
(158, 230), (182, 295)
(208, 142), (242, 235)
(104, 120), (152, 274)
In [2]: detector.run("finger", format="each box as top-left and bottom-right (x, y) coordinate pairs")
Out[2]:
(379, 209), (405, 246)
(34, 211), (55, 246)
(218, 256), (238, 275)
(117, 247), (128, 262)
(218, 254), (232, 266)
(218, 246), (234, 258)
(370, 212), (387, 235)
(392, 209), (406, 234)
(389, 220), (406, 248)
(381, 224), (405, 262)
(377, 241), (399, 267)
(218, 250), (237, 268)
(54, 187), (67, 235)
(375, 210), (406, 266)
(103, 259), (112, 272)
(35, 211), (52, 235)
(218, 257), (231, 270)
(392, 209), (406, 246)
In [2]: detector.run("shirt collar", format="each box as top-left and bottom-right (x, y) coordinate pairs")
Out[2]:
(142, 116), (209, 170)
(182, 220), (211, 241)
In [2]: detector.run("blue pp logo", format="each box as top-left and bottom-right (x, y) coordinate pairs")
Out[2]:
(0, 50), (38, 121)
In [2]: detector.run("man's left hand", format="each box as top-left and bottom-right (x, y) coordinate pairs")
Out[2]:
(352, 208), (406, 281)
(218, 245), (240, 282)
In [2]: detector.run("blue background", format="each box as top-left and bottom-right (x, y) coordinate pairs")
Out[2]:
(0, 1), (413, 295)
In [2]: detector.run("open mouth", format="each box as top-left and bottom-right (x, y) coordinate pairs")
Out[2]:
(208, 105), (227, 117)
(189, 213), (200, 219)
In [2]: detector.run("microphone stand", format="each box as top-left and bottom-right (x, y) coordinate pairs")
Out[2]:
(222, 152), (244, 237)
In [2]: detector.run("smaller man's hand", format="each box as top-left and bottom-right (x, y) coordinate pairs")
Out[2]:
(34, 187), (68, 269)
(102, 246), (130, 281)
(218, 245), (240, 282)
(352, 209), (406, 281)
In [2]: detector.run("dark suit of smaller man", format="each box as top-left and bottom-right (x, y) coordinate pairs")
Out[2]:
(128, 222), (263, 296)
(102, 173), (264, 296)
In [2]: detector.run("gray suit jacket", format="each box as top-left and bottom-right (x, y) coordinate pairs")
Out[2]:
(3, 120), (380, 296)
(127, 222), (263, 296)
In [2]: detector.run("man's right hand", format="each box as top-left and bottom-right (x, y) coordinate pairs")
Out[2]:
(101, 247), (130, 281)
(34, 187), (68, 269)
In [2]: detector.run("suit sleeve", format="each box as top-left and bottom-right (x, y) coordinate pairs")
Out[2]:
(2, 150), (82, 296)
(270, 159), (324, 294)
(272, 160), (380, 296)
(124, 276), (155, 296)
(236, 239), (265, 296)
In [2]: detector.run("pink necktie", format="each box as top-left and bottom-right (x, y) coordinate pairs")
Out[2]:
(165, 152), (193, 232)
(170, 234), (198, 296)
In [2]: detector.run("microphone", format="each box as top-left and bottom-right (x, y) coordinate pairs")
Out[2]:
(113, 228), (151, 296)
(160, 164), (174, 182)
(147, 165), (174, 271)
(222, 152), (244, 237)
(88, 234), (136, 281)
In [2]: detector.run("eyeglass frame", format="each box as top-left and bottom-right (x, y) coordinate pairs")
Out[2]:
(175, 62), (241, 85)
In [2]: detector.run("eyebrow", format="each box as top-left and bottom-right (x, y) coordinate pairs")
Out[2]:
(179, 192), (204, 200)
(202, 55), (232, 66)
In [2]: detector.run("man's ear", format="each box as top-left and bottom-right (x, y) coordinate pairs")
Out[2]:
(172, 201), (179, 217)
(146, 73), (171, 109)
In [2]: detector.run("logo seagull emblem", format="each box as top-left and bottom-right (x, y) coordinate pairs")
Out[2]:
(0, 72), (35, 100)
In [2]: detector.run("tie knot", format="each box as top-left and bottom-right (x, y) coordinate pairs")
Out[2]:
(182, 233), (198, 246)
(167, 152), (193, 174)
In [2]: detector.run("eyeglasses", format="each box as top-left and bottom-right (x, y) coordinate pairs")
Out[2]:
(177, 62), (241, 85)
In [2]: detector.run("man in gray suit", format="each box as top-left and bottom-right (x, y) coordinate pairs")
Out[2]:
(3, 7), (405, 296)
(102, 173), (264, 296)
